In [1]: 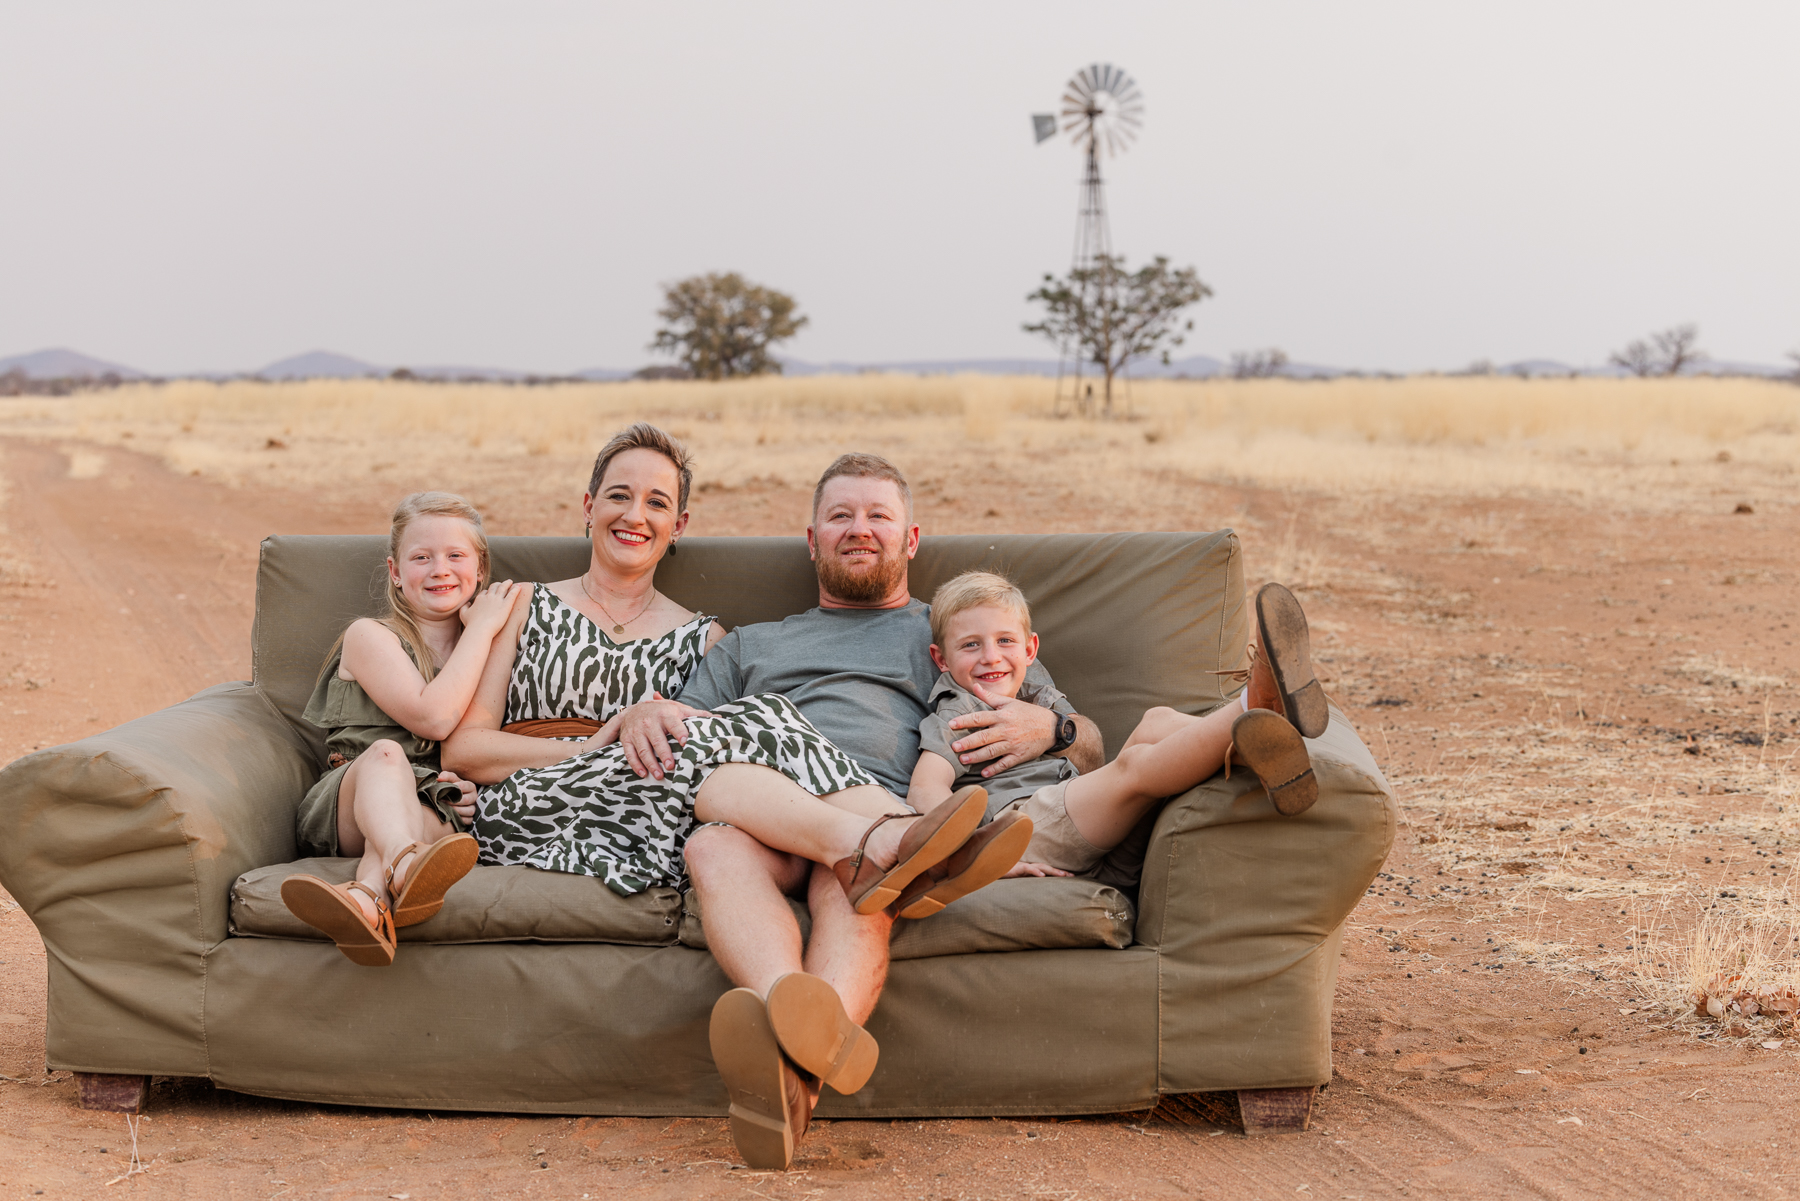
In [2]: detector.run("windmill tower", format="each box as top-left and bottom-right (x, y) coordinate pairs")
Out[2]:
(1034, 64), (1143, 415)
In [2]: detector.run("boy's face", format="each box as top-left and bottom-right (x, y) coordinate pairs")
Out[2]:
(930, 604), (1039, 701)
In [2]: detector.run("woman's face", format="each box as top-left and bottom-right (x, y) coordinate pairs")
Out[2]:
(389, 515), (484, 619)
(584, 448), (688, 576)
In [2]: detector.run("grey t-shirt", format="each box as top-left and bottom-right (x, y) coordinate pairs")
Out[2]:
(676, 599), (1071, 797)
(918, 671), (1078, 817)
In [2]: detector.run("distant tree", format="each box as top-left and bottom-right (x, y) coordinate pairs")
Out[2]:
(1230, 348), (1289, 379)
(1610, 323), (1705, 377)
(1024, 254), (1211, 415)
(1787, 349), (1800, 384)
(650, 272), (808, 380)
(633, 364), (693, 381)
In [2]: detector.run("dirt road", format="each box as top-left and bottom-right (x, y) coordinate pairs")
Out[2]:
(2, 434), (1797, 1199)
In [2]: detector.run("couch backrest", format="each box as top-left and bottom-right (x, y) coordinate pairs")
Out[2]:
(253, 532), (1246, 762)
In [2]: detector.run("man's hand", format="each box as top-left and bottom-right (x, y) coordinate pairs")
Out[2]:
(436, 771), (478, 825)
(616, 692), (713, 779)
(946, 680), (1058, 777)
(1003, 860), (1073, 879)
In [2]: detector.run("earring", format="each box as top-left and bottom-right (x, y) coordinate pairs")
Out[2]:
(667, 540), (678, 558)
(584, 523), (592, 537)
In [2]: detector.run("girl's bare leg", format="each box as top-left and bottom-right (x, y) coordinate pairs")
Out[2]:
(336, 740), (455, 923)
(693, 764), (911, 869)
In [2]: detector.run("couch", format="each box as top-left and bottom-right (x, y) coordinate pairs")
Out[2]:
(0, 531), (1394, 1128)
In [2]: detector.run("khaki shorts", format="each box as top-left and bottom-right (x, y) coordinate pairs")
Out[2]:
(997, 780), (1106, 875)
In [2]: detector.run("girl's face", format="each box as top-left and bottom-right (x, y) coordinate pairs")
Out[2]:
(389, 515), (484, 619)
(584, 448), (689, 575)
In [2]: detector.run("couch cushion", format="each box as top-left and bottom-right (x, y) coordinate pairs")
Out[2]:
(231, 859), (682, 946)
(253, 531), (1245, 763)
(679, 876), (1135, 960)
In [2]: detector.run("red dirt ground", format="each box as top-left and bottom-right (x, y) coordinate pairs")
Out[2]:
(2, 435), (1797, 1199)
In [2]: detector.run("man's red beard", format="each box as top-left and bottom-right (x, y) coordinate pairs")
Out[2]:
(814, 543), (909, 604)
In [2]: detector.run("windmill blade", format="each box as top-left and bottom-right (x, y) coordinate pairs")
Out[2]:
(1032, 113), (1058, 143)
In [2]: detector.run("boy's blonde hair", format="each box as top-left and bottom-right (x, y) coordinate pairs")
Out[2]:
(928, 570), (1032, 647)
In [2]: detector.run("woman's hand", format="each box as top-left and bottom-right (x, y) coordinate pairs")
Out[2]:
(580, 713), (624, 754)
(460, 579), (523, 637)
(1003, 861), (1073, 879)
(617, 692), (713, 780)
(437, 771), (478, 825)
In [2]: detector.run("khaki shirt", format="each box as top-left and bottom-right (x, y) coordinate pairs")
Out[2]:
(916, 671), (1078, 817)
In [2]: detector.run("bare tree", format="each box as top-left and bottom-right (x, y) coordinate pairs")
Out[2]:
(1787, 350), (1800, 384)
(1024, 254), (1211, 415)
(1610, 323), (1705, 377)
(1229, 348), (1289, 379)
(650, 272), (808, 380)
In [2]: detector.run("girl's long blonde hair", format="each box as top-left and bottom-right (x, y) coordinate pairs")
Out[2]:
(323, 492), (491, 685)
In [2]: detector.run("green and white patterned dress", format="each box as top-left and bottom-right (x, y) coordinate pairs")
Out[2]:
(474, 586), (876, 896)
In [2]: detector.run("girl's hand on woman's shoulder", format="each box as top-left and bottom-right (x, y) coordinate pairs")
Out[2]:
(460, 579), (524, 637)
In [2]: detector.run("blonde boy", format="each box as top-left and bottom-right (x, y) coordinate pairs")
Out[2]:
(901, 571), (1325, 911)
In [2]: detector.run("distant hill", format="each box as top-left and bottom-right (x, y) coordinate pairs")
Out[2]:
(0, 347), (145, 380)
(256, 350), (387, 380)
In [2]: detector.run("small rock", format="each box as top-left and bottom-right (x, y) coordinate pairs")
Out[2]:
(1734, 502), (1754, 514)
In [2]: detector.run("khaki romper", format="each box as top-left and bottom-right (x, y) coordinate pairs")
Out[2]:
(294, 644), (468, 858)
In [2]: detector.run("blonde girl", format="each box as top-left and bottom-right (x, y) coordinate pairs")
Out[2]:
(281, 492), (523, 966)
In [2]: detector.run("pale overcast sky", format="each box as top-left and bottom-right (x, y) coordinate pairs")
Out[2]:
(2, 2), (1796, 375)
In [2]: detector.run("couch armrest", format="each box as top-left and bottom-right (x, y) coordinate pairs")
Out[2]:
(1135, 703), (1395, 1093)
(0, 682), (315, 1075)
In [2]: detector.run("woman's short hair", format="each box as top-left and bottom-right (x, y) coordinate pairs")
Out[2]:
(588, 422), (694, 513)
(928, 570), (1031, 647)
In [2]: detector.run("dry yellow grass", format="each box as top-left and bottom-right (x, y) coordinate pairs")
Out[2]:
(0, 374), (1793, 515)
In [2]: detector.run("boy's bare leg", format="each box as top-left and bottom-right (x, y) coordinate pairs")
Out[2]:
(1062, 639), (1289, 848)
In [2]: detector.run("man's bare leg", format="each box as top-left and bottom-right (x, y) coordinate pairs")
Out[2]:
(684, 824), (808, 995)
(801, 862), (891, 1026)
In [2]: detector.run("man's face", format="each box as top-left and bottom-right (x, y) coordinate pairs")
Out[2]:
(807, 476), (919, 607)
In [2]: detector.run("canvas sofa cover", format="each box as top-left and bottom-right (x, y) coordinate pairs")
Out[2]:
(0, 531), (1395, 1116)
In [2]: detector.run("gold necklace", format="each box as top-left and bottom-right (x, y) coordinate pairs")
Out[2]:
(579, 573), (655, 636)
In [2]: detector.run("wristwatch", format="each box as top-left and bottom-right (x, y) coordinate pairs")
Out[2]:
(1049, 713), (1079, 756)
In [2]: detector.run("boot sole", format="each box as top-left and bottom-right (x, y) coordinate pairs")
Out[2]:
(280, 875), (395, 967)
(766, 973), (880, 1096)
(1256, 582), (1330, 739)
(849, 786), (986, 915)
(1232, 709), (1319, 816)
(895, 813), (1035, 919)
(710, 988), (795, 1170)
(391, 833), (480, 928)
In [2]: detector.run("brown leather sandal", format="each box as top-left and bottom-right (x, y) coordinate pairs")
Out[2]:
(766, 972), (880, 1096)
(891, 811), (1035, 920)
(279, 876), (397, 966)
(833, 786), (987, 915)
(1227, 708), (1318, 816)
(710, 987), (814, 1170)
(387, 834), (480, 928)
(1255, 582), (1329, 739)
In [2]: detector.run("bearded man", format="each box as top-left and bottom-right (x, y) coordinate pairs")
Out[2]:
(613, 452), (1102, 1168)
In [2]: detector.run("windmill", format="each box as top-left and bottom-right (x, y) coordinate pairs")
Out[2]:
(1033, 64), (1144, 413)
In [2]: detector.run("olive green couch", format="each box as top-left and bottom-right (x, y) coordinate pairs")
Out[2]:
(0, 532), (1393, 1121)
